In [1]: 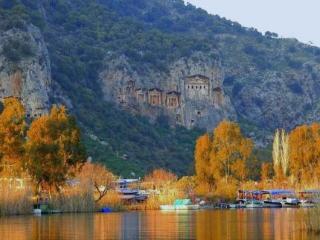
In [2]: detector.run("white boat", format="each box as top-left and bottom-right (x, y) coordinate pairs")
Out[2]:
(262, 190), (298, 208)
(281, 198), (300, 208)
(245, 200), (264, 208)
(160, 199), (200, 210)
(33, 208), (42, 215)
(299, 199), (315, 208)
(298, 190), (320, 207)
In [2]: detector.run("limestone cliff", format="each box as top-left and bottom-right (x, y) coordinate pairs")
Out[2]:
(99, 52), (236, 130)
(0, 25), (51, 116)
(223, 61), (320, 131)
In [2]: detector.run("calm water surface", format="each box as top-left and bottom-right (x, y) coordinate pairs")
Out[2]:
(0, 209), (317, 240)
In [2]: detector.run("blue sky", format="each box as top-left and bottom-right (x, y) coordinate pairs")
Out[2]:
(186, 0), (320, 46)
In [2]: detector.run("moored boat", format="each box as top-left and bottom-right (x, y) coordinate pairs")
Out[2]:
(263, 199), (283, 208)
(160, 199), (200, 210)
(298, 190), (320, 208)
(281, 198), (300, 208)
(228, 200), (246, 208)
(261, 190), (299, 208)
(245, 200), (264, 208)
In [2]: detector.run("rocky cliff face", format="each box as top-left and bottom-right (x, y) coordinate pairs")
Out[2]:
(0, 25), (52, 117)
(223, 61), (320, 131)
(99, 48), (320, 135)
(99, 52), (236, 130)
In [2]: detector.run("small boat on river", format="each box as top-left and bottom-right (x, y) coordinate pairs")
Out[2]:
(298, 190), (320, 208)
(160, 199), (200, 210)
(245, 200), (264, 208)
(228, 200), (246, 208)
(237, 189), (300, 208)
(261, 190), (299, 208)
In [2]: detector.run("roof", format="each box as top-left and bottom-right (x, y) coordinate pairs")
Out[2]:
(116, 179), (139, 184)
(173, 199), (191, 206)
(238, 190), (261, 194)
(185, 74), (209, 80)
(238, 189), (295, 195)
(167, 91), (181, 95)
(261, 189), (295, 195)
(135, 88), (147, 91)
(149, 88), (163, 92)
(298, 190), (320, 194)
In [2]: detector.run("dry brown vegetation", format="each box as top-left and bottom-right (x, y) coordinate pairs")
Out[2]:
(0, 180), (33, 216)
(50, 184), (95, 213)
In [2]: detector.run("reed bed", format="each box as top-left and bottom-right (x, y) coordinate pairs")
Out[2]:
(0, 184), (33, 216)
(50, 184), (95, 213)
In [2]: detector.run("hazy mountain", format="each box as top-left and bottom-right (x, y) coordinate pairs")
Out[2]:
(1, 0), (320, 176)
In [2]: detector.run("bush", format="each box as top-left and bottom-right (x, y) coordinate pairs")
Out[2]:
(287, 83), (304, 95)
(286, 57), (303, 69)
(97, 190), (124, 211)
(2, 39), (34, 62)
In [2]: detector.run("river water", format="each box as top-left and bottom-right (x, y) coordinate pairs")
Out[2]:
(0, 209), (318, 240)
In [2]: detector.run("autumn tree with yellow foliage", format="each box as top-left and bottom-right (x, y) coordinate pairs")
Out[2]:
(78, 162), (115, 202)
(289, 123), (320, 185)
(0, 97), (26, 176)
(144, 168), (177, 190)
(195, 120), (253, 196)
(260, 162), (273, 183)
(24, 105), (86, 193)
(194, 133), (214, 193)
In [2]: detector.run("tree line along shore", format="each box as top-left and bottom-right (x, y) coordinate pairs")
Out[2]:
(0, 97), (319, 216)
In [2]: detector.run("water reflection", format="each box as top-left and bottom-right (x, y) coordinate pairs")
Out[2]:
(0, 209), (318, 240)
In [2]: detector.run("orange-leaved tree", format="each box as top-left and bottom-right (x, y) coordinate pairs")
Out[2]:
(260, 162), (273, 183)
(211, 120), (253, 183)
(78, 162), (115, 202)
(0, 97), (26, 176)
(144, 168), (177, 190)
(24, 105), (86, 193)
(289, 123), (320, 185)
(194, 120), (253, 195)
(194, 133), (214, 190)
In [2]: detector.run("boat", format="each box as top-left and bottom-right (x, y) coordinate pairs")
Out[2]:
(33, 203), (62, 215)
(261, 190), (299, 208)
(116, 179), (148, 202)
(33, 208), (42, 215)
(282, 198), (300, 207)
(299, 199), (315, 208)
(263, 199), (283, 208)
(298, 190), (320, 208)
(228, 200), (246, 209)
(228, 203), (246, 209)
(245, 200), (264, 208)
(160, 199), (200, 210)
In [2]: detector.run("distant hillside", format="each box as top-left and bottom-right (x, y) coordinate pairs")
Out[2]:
(1, 0), (320, 176)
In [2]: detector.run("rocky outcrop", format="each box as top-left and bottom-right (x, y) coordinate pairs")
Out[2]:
(224, 62), (320, 131)
(0, 25), (51, 117)
(99, 52), (236, 130)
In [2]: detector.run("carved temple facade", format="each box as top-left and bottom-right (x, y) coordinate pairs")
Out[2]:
(115, 74), (226, 128)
